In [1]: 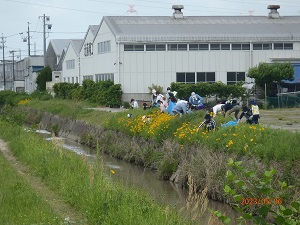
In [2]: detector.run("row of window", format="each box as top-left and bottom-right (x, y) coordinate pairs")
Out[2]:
(84, 42), (93, 56)
(81, 74), (114, 82)
(66, 59), (75, 69)
(95, 73), (114, 82)
(97, 41), (111, 54)
(176, 72), (245, 84)
(63, 76), (79, 83)
(124, 43), (293, 52)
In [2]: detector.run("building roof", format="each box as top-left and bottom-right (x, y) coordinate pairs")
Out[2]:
(103, 16), (300, 42)
(49, 39), (73, 56)
(89, 25), (100, 36)
(70, 39), (84, 56)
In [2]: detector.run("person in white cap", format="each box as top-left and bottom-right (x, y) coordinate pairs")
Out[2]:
(151, 89), (158, 106)
(189, 92), (203, 109)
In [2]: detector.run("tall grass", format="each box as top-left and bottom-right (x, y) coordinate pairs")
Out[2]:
(25, 98), (111, 125)
(0, 120), (192, 225)
(0, 152), (62, 225)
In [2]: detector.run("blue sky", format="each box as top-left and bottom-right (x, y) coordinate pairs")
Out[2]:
(1, 0), (300, 60)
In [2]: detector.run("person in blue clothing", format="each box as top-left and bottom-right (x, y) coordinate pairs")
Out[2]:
(189, 92), (203, 110)
(171, 101), (191, 116)
(166, 92), (177, 114)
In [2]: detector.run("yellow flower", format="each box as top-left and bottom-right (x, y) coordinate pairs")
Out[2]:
(250, 139), (254, 142)
(111, 170), (115, 174)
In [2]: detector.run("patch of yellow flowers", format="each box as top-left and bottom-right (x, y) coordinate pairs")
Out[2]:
(18, 99), (30, 105)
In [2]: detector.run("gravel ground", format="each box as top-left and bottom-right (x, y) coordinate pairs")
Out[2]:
(259, 108), (300, 131)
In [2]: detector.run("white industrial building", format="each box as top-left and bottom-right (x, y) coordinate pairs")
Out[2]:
(61, 5), (300, 101)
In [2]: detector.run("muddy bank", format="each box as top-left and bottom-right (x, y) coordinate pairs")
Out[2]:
(21, 107), (299, 203)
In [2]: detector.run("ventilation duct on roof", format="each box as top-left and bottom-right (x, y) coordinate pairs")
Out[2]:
(268, 5), (280, 19)
(172, 5), (184, 19)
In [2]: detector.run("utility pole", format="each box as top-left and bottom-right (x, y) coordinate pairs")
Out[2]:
(9, 50), (17, 91)
(43, 14), (46, 66)
(1, 34), (6, 90)
(27, 22), (31, 56)
(39, 14), (51, 67)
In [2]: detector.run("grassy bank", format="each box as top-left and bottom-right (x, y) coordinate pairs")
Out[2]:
(24, 98), (300, 162)
(0, 149), (62, 225)
(0, 120), (192, 225)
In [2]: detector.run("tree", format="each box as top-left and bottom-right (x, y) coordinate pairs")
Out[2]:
(36, 66), (52, 91)
(248, 62), (294, 96)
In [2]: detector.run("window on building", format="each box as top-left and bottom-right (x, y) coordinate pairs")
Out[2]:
(95, 73), (114, 82)
(263, 43), (271, 50)
(168, 44), (178, 51)
(242, 44), (250, 50)
(221, 44), (230, 50)
(135, 45), (144, 51)
(76, 77), (78, 83)
(253, 43), (262, 50)
(83, 75), (93, 81)
(124, 44), (144, 51)
(84, 42), (93, 56)
(210, 44), (220, 50)
(66, 59), (75, 69)
(284, 43), (293, 50)
(232, 44), (242, 50)
(146, 44), (155, 51)
(156, 44), (166, 51)
(167, 44), (187, 51)
(178, 44), (187, 51)
(145, 44), (166, 51)
(273, 43), (294, 50)
(227, 72), (245, 85)
(98, 41), (111, 53)
(274, 43), (284, 50)
(176, 72), (195, 83)
(197, 72), (215, 83)
(124, 45), (134, 51)
(189, 44), (198, 50)
(199, 44), (209, 50)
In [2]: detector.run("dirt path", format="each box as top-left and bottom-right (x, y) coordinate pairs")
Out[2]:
(0, 139), (88, 225)
(260, 108), (300, 131)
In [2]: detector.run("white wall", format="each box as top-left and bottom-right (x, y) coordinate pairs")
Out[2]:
(79, 28), (97, 83)
(62, 43), (79, 83)
(117, 42), (300, 99)
(93, 21), (117, 80)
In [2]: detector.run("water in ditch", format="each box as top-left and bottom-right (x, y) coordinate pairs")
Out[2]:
(38, 130), (246, 224)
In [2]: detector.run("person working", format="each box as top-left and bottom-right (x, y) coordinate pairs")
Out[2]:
(189, 92), (203, 110)
(238, 106), (252, 124)
(171, 101), (191, 116)
(212, 103), (225, 117)
(197, 114), (217, 132)
(221, 100), (241, 121)
(251, 101), (260, 124)
(130, 99), (139, 108)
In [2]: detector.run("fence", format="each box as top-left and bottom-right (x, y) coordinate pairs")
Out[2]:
(267, 91), (300, 108)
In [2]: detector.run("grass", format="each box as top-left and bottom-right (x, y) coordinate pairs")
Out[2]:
(24, 98), (300, 162)
(25, 99), (111, 126)
(0, 151), (62, 225)
(0, 120), (193, 225)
